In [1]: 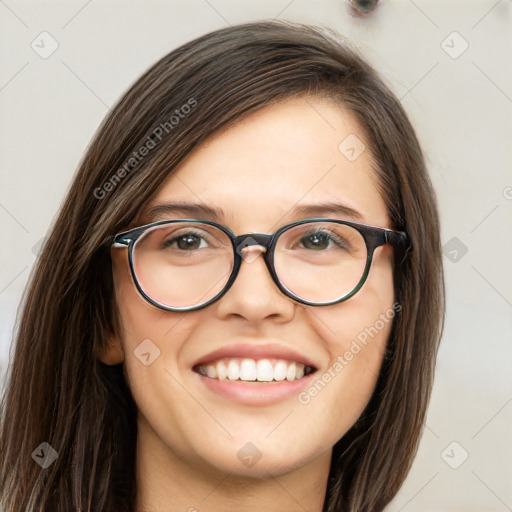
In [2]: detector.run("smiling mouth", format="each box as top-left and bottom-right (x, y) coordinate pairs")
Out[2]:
(193, 357), (317, 383)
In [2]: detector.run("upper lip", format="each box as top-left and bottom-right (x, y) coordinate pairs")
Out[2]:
(192, 341), (319, 370)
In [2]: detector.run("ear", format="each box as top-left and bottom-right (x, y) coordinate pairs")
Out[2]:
(98, 335), (125, 365)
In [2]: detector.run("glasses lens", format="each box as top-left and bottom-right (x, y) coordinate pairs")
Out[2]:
(274, 222), (368, 303)
(132, 222), (233, 308)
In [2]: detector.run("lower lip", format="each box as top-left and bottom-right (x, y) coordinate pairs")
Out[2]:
(194, 371), (317, 406)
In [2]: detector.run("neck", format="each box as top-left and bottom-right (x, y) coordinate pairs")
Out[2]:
(134, 414), (331, 512)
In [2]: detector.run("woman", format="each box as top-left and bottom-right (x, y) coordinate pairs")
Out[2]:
(0, 20), (444, 512)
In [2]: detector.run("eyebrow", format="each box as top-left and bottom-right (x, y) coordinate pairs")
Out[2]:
(291, 202), (364, 222)
(144, 200), (365, 224)
(145, 202), (227, 223)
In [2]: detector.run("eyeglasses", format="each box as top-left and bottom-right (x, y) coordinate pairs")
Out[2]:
(110, 218), (408, 312)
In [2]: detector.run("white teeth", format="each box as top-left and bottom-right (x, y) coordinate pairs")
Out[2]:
(273, 360), (287, 381)
(239, 359), (257, 381)
(286, 362), (296, 382)
(227, 360), (240, 380)
(197, 358), (310, 382)
(206, 365), (217, 379)
(217, 361), (228, 380)
(256, 360), (274, 382)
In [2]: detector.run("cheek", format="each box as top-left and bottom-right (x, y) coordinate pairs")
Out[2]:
(298, 247), (396, 430)
(307, 246), (394, 350)
(112, 252), (165, 344)
(112, 254), (207, 450)
(111, 253), (187, 396)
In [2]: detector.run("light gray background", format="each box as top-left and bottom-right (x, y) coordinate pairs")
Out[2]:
(1, 1), (511, 510)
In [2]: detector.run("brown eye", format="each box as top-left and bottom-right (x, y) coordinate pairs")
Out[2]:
(299, 230), (349, 251)
(164, 233), (204, 251)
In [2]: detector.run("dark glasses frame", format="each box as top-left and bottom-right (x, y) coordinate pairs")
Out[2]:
(110, 217), (409, 312)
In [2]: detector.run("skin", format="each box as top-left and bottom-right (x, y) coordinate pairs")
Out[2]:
(100, 96), (396, 512)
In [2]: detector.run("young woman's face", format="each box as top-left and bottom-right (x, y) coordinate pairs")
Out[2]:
(106, 96), (396, 480)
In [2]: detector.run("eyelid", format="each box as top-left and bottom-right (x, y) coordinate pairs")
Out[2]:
(159, 224), (229, 247)
(297, 226), (351, 247)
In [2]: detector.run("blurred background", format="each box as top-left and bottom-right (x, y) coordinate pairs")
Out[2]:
(1, 1), (511, 510)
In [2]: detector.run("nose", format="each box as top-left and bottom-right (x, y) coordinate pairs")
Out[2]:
(214, 243), (295, 323)
(239, 243), (266, 258)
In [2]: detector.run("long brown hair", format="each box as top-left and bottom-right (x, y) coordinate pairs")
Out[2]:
(0, 21), (444, 511)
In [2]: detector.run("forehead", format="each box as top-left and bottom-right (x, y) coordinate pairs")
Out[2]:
(146, 96), (390, 230)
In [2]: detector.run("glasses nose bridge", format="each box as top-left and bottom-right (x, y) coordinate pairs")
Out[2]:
(232, 232), (281, 294)
(234, 232), (274, 256)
